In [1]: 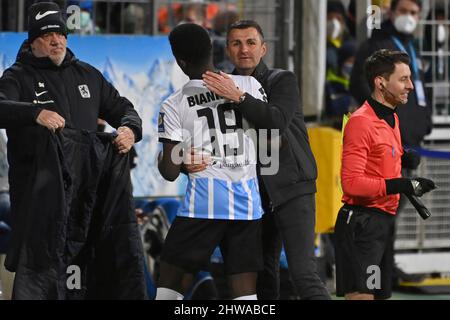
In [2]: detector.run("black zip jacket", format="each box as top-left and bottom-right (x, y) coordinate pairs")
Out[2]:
(234, 61), (317, 208)
(349, 20), (432, 147)
(0, 41), (142, 135)
(7, 128), (146, 300)
(0, 41), (142, 218)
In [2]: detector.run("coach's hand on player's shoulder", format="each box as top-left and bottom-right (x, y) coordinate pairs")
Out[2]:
(35, 109), (65, 132)
(202, 71), (243, 104)
(183, 148), (210, 173)
(114, 126), (135, 154)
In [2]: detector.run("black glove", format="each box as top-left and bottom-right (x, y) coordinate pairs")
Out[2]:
(386, 177), (436, 196)
(411, 177), (437, 196)
(401, 149), (421, 170)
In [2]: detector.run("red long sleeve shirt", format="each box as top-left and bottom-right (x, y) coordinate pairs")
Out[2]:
(341, 101), (403, 215)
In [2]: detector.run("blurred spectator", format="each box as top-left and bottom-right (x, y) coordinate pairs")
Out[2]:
(347, 0), (357, 38)
(123, 3), (145, 34)
(324, 41), (358, 129)
(423, 4), (450, 116)
(350, 0), (431, 148)
(326, 1), (353, 73)
(424, 4), (450, 80)
(372, 0), (393, 22)
(204, 2), (220, 30)
(158, 3), (183, 34)
(347, 0), (391, 39)
(211, 9), (239, 72)
(179, 1), (206, 26)
(69, 0), (99, 34)
(157, 1), (221, 34)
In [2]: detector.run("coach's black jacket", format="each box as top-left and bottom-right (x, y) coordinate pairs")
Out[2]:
(6, 127), (146, 300)
(235, 61), (317, 208)
(0, 41), (142, 135)
(0, 42), (142, 222)
(0, 42), (145, 299)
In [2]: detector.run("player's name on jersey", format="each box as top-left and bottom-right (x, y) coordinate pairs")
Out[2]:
(187, 91), (224, 107)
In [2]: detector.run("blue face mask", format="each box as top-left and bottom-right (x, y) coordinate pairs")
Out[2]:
(80, 11), (91, 28)
(341, 63), (353, 79)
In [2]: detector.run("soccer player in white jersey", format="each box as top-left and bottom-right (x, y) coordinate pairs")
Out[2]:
(155, 23), (267, 300)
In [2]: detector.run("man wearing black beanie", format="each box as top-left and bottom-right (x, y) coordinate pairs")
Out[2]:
(0, 2), (145, 299)
(27, 2), (67, 66)
(27, 2), (67, 43)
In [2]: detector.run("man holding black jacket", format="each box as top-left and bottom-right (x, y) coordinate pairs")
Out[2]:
(0, 2), (144, 299)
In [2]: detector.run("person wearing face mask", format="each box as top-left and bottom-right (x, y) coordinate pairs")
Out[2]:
(68, 1), (99, 35)
(350, 0), (431, 150)
(326, 1), (354, 73)
(324, 41), (359, 129)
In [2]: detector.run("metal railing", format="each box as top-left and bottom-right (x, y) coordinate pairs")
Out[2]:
(0, 0), (291, 68)
(396, 146), (450, 250)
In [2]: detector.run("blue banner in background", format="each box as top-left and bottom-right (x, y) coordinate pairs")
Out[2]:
(0, 32), (187, 197)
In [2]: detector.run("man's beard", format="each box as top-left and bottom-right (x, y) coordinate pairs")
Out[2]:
(50, 49), (66, 66)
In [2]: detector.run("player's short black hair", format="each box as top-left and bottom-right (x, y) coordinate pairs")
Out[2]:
(169, 23), (212, 65)
(365, 49), (411, 91)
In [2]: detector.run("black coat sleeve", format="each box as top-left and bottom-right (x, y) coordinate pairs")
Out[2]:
(96, 70), (143, 142)
(238, 71), (299, 134)
(349, 40), (372, 105)
(0, 68), (42, 129)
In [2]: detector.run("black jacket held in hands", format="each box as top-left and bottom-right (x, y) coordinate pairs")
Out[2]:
(349, 20), (432, 147)
(235, 62), (317, 208)
(7, 128), (147, 300)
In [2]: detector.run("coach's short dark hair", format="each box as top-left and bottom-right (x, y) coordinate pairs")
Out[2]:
(365, 49), (411, 91)
(169, 23), (212, 65)
(391, 0), (422, 11)
(226, 20), (265, 45)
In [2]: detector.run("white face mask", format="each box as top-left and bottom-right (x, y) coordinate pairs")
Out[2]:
(437, 24), (447, 44)
(327, 18), (342, 40)
(394, 14), (418, 34)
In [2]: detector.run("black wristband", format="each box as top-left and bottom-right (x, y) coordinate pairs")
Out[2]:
(385, 178), (414, 195)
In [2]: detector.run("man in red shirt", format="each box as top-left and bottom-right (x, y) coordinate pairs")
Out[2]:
(335, 49), (436, 300)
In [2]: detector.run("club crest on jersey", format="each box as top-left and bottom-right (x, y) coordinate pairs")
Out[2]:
(158, 113), (165, 133)
(78, 85), (91, 98)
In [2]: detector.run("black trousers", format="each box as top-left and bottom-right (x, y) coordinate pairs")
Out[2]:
(257, 193), (331, 300)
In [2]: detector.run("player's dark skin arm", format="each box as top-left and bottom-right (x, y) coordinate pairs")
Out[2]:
(158, 142), (182, 182)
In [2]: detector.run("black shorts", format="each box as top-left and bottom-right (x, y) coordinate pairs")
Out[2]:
(161, 217), (263, 275)
(334, 204), (395, 299)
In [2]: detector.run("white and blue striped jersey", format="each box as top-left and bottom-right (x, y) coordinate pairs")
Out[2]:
(158, 75), (267, 220)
